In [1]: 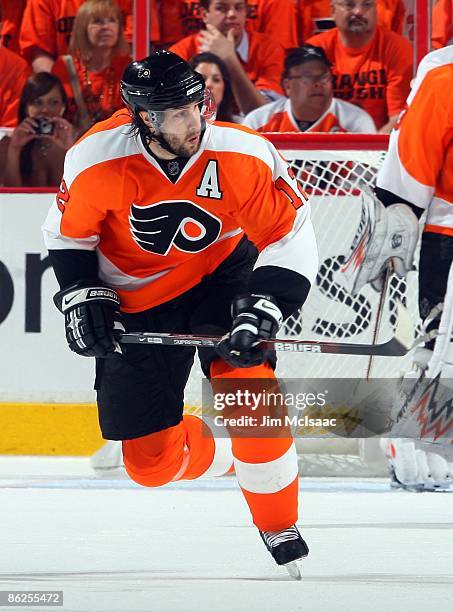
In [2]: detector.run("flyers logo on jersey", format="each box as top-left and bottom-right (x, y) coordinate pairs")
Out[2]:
(129, 201), (222, 256)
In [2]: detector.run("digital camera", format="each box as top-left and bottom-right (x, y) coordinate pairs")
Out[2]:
(35, 117), (54, 135)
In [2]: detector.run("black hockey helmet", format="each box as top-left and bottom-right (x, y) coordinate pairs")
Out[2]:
(120, 50), (206, 113)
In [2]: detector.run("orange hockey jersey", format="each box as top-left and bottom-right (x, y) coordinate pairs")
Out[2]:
(243, 97), (377, 133)
(377, 47), (453, 237)
(42, 112), (318, 312)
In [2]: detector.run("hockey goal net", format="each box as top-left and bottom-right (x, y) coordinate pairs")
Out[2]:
(186, 133), (420, 477)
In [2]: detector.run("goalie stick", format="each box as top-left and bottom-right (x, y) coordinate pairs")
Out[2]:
(118, 303), (414, 357)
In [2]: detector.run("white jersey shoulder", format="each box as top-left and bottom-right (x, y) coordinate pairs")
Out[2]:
(242, 98), (288, 130)
(407, 46), (453, 106)
(64, 122), (138, 189)
(329, 98), (377, 133)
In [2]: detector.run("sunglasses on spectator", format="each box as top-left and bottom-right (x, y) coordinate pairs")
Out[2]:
(334, 0), (375, 11)
(285, 72), (331, 85)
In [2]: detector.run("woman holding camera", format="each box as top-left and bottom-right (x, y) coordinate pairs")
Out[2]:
(3, 72), (74, 187)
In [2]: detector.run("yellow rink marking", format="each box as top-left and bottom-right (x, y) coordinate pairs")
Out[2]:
(0, 403), (103, 455)
(0, 403), (202, 455)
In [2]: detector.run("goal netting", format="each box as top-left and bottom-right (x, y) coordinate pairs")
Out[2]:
(186, 134), (420, 477)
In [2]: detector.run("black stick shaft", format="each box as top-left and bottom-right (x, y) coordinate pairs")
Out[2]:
(117, 332), (409, 357)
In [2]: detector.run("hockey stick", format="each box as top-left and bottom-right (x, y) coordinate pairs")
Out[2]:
(366, 264), (393, 379)
(118, 303), (414, 357)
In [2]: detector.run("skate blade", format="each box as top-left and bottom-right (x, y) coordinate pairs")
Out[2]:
(284, 560), (302, 580)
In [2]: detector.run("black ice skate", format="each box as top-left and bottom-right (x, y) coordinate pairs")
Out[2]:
(260, 525), (309, 580)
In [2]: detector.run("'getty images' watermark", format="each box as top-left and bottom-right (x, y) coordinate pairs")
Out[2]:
(213, 389), (328, 411)
(210, 388), (337, 431)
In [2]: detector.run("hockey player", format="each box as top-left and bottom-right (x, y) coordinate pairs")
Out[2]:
(341, 46), (453, 490)
(376, 46), (453, 490)
(42, 50), (318, 576)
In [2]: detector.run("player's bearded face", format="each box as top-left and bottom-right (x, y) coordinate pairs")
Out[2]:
(150, 103), (203, 157)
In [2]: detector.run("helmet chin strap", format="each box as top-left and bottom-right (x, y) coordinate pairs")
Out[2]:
(148, 131), (182, 157)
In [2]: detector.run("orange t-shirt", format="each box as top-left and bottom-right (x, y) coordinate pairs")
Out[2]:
(296, 0), (406, 43)
(19, 0), (132, 63)
(242, 0), (298, 50)
(42, 112), (313, 312)
(153, 0), (297, 49)
(0, 0), (26, 54)
(170, 30), (284, 96)
(0, 47), (31, 128)
(306, 25), (412, 129)
(52, 54), (131, 124)
(377, 47), (453, 236)
(431, 0), (453, 50)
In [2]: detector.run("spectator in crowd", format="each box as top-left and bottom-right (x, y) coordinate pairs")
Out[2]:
(189, 52), (235, 122)
(154, 0), (297, 50)
(19, 0), (132, 74)
(0, 0), (26, 53)
(0, 3), (31, 184)
(3, 73), (75, 187)
(243, 44), (376, 133)
(230, 0), (298, 50)
(306, 0), (412, 133)
(52, 0), (131, 134)
(432, 0), (453, 49)
(0, 18), (30, 131)
(296, 0), (406, 42)
(170, 0), (285, 116)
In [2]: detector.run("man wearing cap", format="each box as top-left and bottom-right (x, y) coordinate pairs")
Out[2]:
(243, 45), (376, 134)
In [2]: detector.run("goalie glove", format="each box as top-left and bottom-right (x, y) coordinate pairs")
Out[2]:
(54, 281), (124, 358)
(339, 190), (419, 295)
(216, 294), (283, 368)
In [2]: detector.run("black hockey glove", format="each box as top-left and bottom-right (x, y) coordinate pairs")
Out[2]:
(54, 282), (124, 358)
(216, 294), (283, 368)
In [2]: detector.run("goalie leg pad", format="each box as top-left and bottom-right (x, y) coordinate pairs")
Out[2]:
(385, 263), (453, 490)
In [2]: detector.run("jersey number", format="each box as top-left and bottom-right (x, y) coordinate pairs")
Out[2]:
(275, 169), (307, 210)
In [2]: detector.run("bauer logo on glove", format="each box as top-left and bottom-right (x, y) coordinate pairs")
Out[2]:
(54, 281), (124, 358)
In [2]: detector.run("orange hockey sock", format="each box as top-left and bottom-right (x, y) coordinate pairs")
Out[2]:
(122, 414), (231, 487)
(210, 358), (299, 531)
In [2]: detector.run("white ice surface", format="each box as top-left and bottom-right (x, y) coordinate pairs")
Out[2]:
(0, 457), (452, 612)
